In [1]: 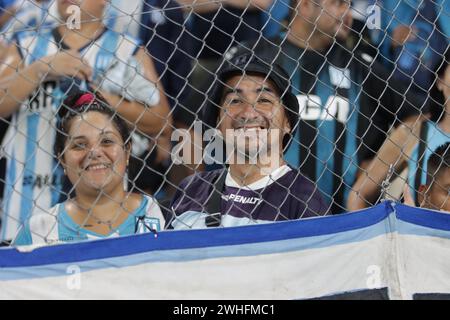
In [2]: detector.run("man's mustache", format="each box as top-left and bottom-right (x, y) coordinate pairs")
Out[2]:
(231, 117), (270, 129)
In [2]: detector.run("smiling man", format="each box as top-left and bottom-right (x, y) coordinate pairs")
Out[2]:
(223, 0), (428, 215)
(169, 54), (328, 229)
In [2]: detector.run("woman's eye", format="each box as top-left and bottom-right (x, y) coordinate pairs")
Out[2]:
(102, 139), (114, 144)
(72, 143), (86, 150)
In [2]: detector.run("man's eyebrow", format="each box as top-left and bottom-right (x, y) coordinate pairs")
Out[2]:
(223, 88), (242, 96)
(256, 86), (276, 94)
(223, 86), (275, 96)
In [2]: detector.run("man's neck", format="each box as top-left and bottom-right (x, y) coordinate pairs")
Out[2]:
(228, 158), (286, 187)
(286, 19), (333, 51)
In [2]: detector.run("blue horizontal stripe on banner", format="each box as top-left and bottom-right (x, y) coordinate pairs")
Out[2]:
(395, 204), (450, 232)
(0, 202), (391, 268)
(0, 217), (390, 280)
(397, 220), (450, 239)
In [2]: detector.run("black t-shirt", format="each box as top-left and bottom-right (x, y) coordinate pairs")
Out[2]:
(189, 6), (263, 60)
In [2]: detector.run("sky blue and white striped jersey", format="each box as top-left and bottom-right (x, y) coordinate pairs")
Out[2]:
(13, 195), (164, 246)
(1, 26), (141, 241)
(0, 0), (55, 43)
(108, 0), (143, 38)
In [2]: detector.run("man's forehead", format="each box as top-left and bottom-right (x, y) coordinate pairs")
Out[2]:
(223, 73), (279, 93)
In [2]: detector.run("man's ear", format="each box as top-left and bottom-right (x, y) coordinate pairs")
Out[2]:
(417, 184), (428, 207)
(283, 116), (291, 135)
(437, 77), (444, 93)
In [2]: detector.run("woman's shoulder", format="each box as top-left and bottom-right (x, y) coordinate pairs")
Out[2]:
(128, 193), (161, 215)
(130, 193), (165, 232)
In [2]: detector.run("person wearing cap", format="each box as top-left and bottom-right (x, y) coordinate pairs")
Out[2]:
(227, 0), (425, 214)
(169, 54), (328, 230)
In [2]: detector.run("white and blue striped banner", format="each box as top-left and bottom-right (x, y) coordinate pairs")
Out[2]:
(1, 201), (450, 300)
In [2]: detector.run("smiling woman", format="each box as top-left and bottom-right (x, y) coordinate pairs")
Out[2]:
(0, 0), (170, 242)
(12, 92), (165, 246)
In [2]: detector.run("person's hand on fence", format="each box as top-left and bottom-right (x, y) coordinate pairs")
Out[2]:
(391, 25), (417, 47)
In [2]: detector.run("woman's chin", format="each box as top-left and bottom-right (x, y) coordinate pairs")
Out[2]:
(75, 170), (125, 194)
(83, 177), (113, 193)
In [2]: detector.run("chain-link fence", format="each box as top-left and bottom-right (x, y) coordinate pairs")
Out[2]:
(0, 0), (448, 246)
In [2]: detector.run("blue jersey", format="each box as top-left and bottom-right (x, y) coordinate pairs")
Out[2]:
(408, 121), (450, 201)
(0, 0), (14, 10)
(261, 0), (290, 38)
(171, 165), (328, 230)
(390, 0), (447, 93)
(230, 37), (423, 213)
(13, 195), (164, 246)
(1, 27), (140, 241)
(188, 5), (264, 60)
(375, 0), (448, 71)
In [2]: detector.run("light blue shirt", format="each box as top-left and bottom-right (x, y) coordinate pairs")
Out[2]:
(13, 195), (164, 246)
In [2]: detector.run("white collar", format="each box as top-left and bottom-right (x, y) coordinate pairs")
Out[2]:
(225, 165), (292, 191)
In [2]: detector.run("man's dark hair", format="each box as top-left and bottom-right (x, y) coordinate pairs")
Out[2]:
(426, 142), (450, 185)
(288, 0), (300, 21)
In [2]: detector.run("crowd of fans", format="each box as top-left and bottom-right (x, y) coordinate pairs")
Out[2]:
(0, 0), (448, 246)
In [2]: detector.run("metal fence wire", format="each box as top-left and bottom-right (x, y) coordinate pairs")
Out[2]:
(0, 0), (448, 245)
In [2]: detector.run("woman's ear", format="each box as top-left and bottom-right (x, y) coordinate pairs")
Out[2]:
(125, 142), (132, 166)
(125, 141), (132, 153)
(58, 153), (68, 174)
